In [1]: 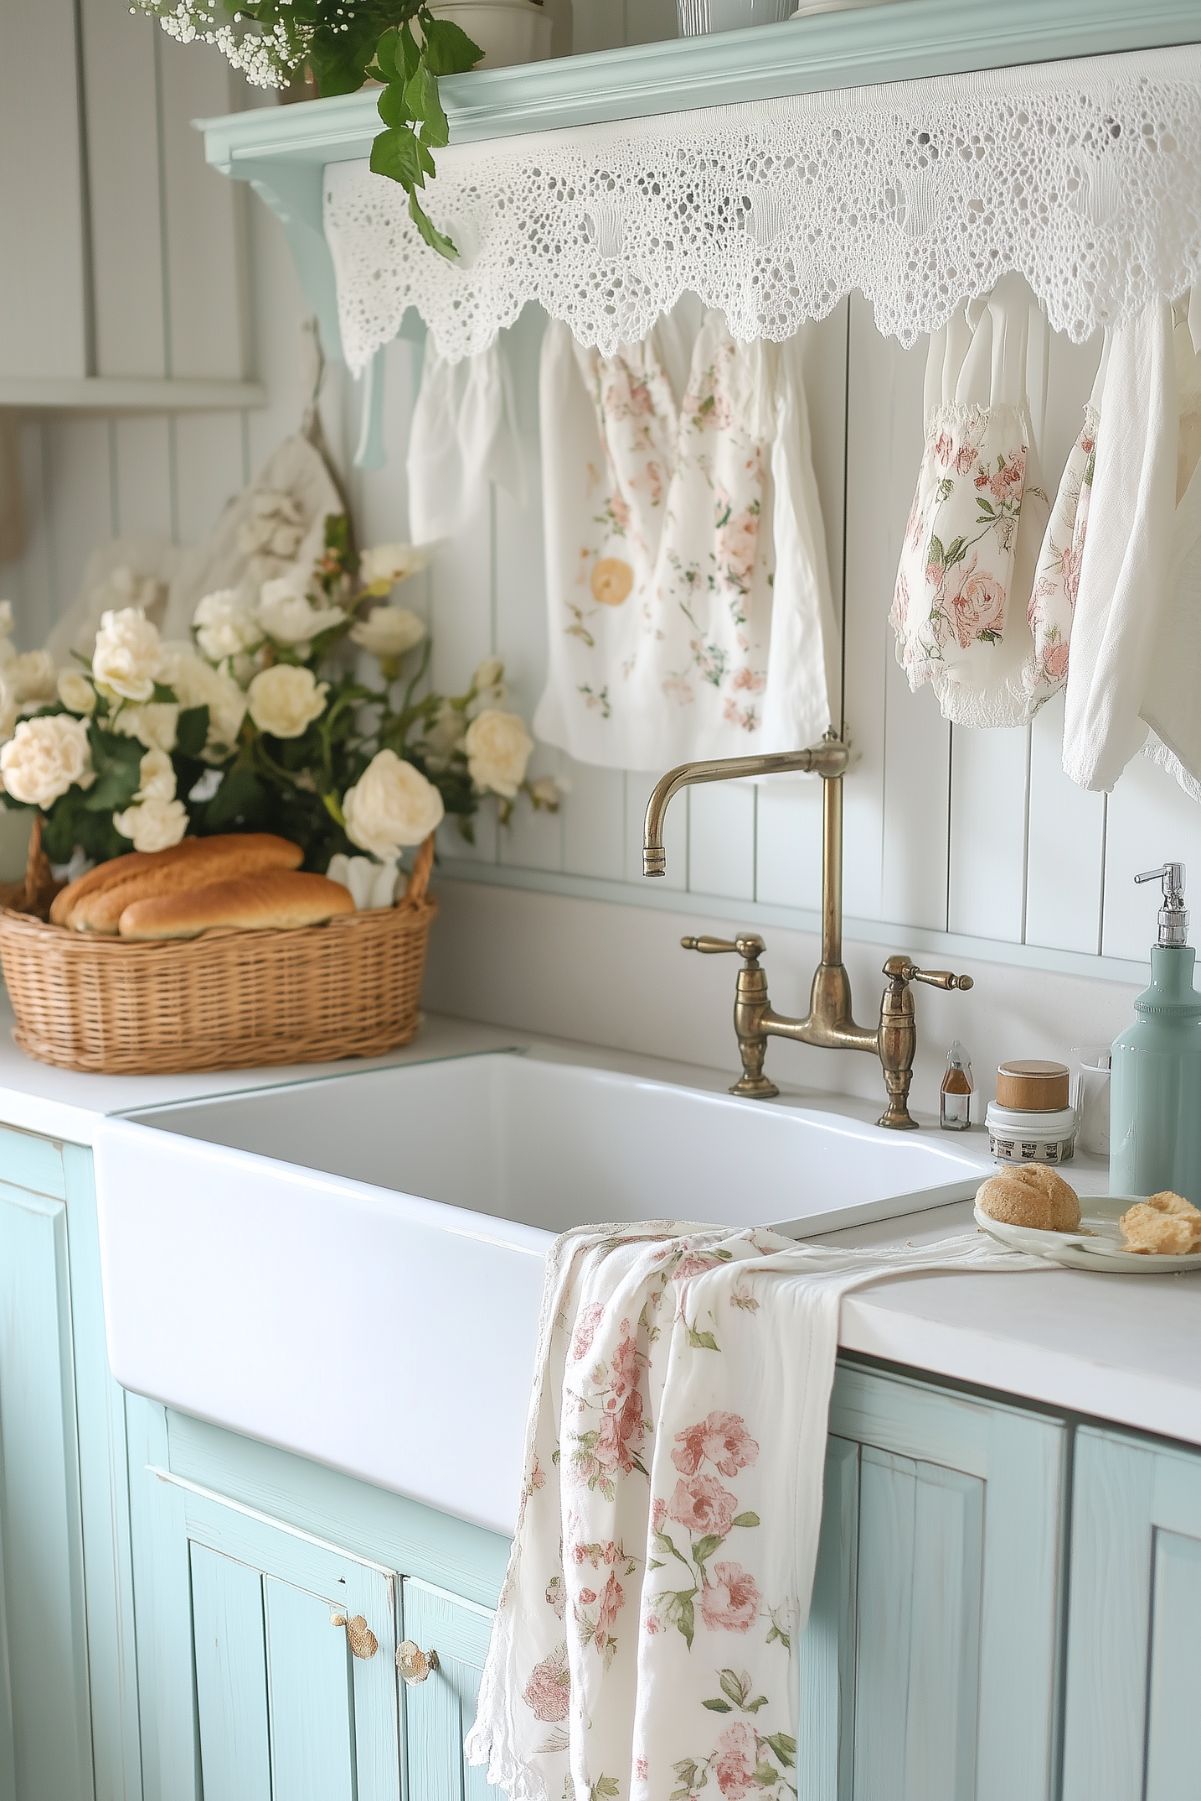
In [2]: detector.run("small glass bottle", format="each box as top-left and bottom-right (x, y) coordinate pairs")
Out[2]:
(940, 1040), (973, 1131)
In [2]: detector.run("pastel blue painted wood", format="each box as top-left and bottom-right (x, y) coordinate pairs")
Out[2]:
(0, 1126), (65, 1197)
(1062, 1426), (1201, 1801)
(62, 1145), (143, 1801)
(191, 1543), (273, 1801)
(401, 1579), (496, 1801)
(0, 1179), (94, 1801)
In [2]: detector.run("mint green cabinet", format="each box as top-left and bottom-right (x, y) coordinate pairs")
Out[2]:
(0, 1132), (140, 1801)
(141, 1471), (402, 1801)
(1062, 1426), (1201, 1801)
(401, 1580), (496, 1801)
(801, 1365), (1067, 1801)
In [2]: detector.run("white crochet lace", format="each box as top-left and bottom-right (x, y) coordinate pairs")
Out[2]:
(325, 47), (1201, 372)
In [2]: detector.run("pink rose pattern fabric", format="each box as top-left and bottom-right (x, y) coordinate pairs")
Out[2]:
(1023, 404), (1098, 709)
(466, 1223), (1041, 1801)
(891, 401), (1032, 686)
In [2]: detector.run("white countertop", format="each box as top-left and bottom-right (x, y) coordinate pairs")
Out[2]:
(2, 999), (1198, 1452)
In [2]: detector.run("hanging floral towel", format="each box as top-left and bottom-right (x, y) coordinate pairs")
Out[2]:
(534, 309), (839, 769)
(465, 1222), (1039, 1801)
(891, 276), (1049, 726)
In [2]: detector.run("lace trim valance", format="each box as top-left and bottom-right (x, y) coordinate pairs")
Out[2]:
(324, 46), (1201, 372)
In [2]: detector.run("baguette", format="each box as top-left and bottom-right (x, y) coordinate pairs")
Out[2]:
(50, 848), (160, 927)
(118, 870), (355, 941)
(70, 834), (303, 935)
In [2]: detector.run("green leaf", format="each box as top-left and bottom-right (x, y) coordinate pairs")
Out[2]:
(927, 532), (945, 568)
(406, 62), (448, 148)
(372, 27), (399, 81)
(943, 534), (968, 567)
(409, 191), (458, 259)
(200, 766), (269, 831)
(686, 1325), (719, 1351)
(732, 1511), (760, 1528)
(175, 705), (210, 761)
(377, 81), (413, 129)
(693, 1534), (723, 1566)
(702, 1699), (732, 1713)
(590, 1779), (620, 1801)
(399, 20), (422, 80)
(719, 1667), (749, 1706)
(752, 1762), (778, 1787)
(81, 729), (143, 814)
(421, 14), (483, 75)
(764, 1733), (797, 1768)
(370, 125), (426, 186)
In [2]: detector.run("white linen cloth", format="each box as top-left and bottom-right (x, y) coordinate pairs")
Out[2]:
(406, 339), (526, 544)
(890, 275), (1049, 726)
(465, 1222), (1037, 1801)
(534, 310), (839, 769)
(1142, 296), (1201, 802)
(1061, 300), (1180, 791)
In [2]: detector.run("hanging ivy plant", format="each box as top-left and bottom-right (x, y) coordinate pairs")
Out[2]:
(134, 2), (484, 257)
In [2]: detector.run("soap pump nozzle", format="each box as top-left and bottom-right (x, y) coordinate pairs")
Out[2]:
(1135, 862), (1189, 948)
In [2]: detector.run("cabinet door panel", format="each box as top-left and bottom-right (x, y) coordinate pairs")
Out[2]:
(402, 1579), (497, 1801)
(265, 1577), (357, 1801)
(1063, 1428), (1201, 1801)
(191, 1543), (272, 1801)
(0, 1183), (93, 1801)
(140, 1474), (401, 1801)
(801, 1365), (1066, 1801)
(853, 1451), (983, 1801)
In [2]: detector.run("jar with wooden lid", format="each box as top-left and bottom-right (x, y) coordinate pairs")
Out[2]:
(987, 1058), (1076, 1163)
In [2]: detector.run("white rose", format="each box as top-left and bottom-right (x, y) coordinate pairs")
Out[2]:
(193, 589), (260, 663)
(349, 605), (426, 662)
(9, 649), (57, 704)
(359, 543), (428, 594)
(113, 795), (188, 854)
(256, 573), (344, 649)
(92, 607), (163, 703)
(342, 750), (444, 858)
(529, 775), (562, 811)
(422, 700), (466, 771)
(110, 702), (179, 753)
(247, 664), (328, 739)
(160, 645), (246, 756)
(325, 852), (401, 910)
(0, 715), (94, 807)
(464, 708), (534, 799)
(472, 656), (505, 700)
(136, 748), (176, 803)
(57, 669), (97, 716)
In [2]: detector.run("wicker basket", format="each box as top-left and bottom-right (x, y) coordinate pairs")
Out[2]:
(0, 823), (437, 1075)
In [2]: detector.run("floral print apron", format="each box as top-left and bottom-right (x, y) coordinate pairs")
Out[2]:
(534, 309), (839, 769)
(891, 276), (1050, 726)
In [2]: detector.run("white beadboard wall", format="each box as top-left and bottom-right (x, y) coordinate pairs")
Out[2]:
(4, 0), (1201, 1103)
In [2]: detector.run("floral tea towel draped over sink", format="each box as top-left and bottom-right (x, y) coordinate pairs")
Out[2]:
(465, 1223), (1040, 1801)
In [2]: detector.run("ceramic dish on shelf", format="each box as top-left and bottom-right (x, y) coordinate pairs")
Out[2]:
(974, 1197), (1201, 1273)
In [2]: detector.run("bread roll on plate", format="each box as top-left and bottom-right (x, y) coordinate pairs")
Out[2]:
(67, 833), (303, 934)
(118, 870), (354, 941)
(976, 1164), (1081, 1233)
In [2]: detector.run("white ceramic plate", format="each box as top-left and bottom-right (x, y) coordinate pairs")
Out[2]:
(974, 1197), (1201, 1274)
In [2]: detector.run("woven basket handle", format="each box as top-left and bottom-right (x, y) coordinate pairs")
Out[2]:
(21, 816), (55, 915)
(403, 835), (435, 906)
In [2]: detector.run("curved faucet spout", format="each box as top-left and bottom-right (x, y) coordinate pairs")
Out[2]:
(642, 740), (848, 878)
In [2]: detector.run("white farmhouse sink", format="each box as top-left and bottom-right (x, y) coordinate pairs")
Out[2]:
(93, 1047), (991, 1535)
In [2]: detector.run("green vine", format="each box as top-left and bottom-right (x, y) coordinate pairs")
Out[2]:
(133, 1), (486, 258)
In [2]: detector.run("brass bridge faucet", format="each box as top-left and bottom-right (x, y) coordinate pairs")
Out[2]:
(642, 732), (973, 1130)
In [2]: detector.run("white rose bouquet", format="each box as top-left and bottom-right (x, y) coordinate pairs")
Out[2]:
(0, 516), (555, 880)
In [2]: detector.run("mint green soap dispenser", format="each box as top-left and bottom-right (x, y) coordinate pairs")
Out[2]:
(1110, 863), (1201, 1203)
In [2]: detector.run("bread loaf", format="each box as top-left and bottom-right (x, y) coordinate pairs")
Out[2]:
(69, 834), (303, 934)
(50, 847), (160, 927)
(976, 1164), (1081, 1233)
(118, 870), (354, 941)
(1120, 1191), (1201, 1255)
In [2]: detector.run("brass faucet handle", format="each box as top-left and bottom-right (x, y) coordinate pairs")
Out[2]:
(681, 933), (766, 965)
(882, 955), (973, 993)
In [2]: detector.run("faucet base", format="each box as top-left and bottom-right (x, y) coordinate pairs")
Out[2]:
(877, 1102), (919, 1131)
(730, 1074), (779, 1100)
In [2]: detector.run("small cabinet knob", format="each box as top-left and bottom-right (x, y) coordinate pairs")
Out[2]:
(331, 1613), (379, 1660)
(396, 1639), (439, 1684)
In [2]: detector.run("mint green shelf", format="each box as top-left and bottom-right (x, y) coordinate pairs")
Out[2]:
(198, 0), (1201, 370)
